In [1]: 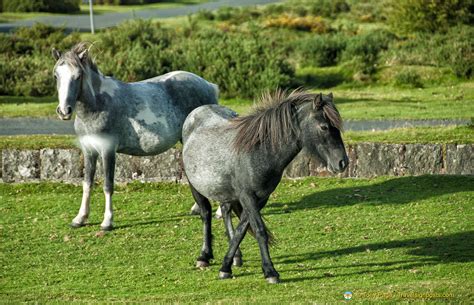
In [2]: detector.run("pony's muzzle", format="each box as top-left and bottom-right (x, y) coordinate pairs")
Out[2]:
(56, 106), (72, 120)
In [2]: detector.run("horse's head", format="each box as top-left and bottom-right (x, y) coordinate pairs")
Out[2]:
(51, 45), (89, 120)
(298, 93), (348, 173)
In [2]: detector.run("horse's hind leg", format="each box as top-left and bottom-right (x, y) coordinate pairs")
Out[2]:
(71, 150), (98, 228)
(100, 151), (116, 231)
(190, 184), (213, 267)
(220, 203), (243, 267)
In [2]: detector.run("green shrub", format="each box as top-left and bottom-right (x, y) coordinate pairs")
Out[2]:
(3, 0), (80, 13)
(285, 0), (350, 18)
(172, 29), (294, 98)
(342, 29), (396, 75)
(388, 0), (473, 33)
(437, 25), (473, 78)
(393, 70), (424, 88)
(297, 34), (347, 67)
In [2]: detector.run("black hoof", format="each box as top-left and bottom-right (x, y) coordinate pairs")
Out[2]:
(233, 257), (243, 267)
(219, 271), (233, 280)
(100, 225), (114, 231)
(266, 276), (280, 284)
(196, 260), (210, 268)
(70, 222), (84, 228)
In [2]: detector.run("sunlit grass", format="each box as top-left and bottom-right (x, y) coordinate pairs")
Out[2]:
(1, 176), (473, 302)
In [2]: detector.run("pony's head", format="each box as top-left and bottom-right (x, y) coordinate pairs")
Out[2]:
(51, 42), (94, 120)
(297, 92), (348, 173)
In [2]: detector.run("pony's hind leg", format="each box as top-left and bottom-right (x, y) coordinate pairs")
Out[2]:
(100, 151), (116, 231)
(71, 150), (98, 228)
(220, 202), (243, 267)
(190, 184), (213, 267)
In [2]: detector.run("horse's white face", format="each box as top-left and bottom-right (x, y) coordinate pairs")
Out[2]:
(52, 49), (83, 120)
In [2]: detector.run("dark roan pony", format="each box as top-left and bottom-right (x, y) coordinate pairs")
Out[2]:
(51, 42), (218, 231)
(182, 90), (348, 283)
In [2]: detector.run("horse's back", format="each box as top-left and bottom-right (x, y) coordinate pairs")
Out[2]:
(145, 71), (218, 108)
(183, 104), (237, 143)
(182, 105), (239, 202)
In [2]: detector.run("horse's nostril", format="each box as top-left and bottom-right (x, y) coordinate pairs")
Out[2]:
(339, 157), (348, 170)
(65, 106), (72, 115)
(56, 106), (61, 115)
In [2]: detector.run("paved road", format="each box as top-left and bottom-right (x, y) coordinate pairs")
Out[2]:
(0, 0), (282, 32)
(0, 118), (470, 135)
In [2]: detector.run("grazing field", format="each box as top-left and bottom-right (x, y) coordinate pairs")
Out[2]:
(1, 82), (473, 120)
(1, 176), (473, 303)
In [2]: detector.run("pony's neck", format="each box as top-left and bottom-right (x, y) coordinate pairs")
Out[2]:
(76, 67), (107, 115)
(263, 137), (302, 175)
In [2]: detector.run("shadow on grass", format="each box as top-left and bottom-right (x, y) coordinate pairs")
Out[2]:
(276, 230), (473, 283)
(267, 175), (473, 213)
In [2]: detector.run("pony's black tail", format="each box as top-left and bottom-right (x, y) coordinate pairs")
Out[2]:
(231, 203), (276, 246)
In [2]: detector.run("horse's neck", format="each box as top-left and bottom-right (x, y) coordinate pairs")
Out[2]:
(77, 68), (113, 115)
(263, 139), (302, 174)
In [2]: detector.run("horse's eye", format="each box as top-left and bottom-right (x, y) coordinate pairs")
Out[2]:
(54, 74), (58, 80)
(320, 124), (329, 131)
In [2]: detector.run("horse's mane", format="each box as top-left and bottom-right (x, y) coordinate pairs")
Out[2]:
(231, 89), (343, 153)
(53, 42), (99, 74)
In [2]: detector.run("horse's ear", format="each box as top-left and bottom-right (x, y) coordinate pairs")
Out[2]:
(78, 49), (88, 61)
(52, 48), (61, 60)
(328, 92), (333, 99)
(313, 93), (323, 109)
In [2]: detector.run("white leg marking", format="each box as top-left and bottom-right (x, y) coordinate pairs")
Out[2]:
(72, 182), (91, 225)
(101, 191), (114, 229)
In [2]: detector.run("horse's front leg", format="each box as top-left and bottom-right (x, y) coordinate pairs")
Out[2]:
(100, 150), (116, 231)
(71, 150), (98, 228)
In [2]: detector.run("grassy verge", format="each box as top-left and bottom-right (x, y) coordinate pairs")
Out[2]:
(0, 125), (472, 150)
(1, 176), (472, 303)
(2, 81), (472, 120)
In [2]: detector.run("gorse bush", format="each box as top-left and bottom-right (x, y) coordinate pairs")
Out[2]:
(0, 20), (293, 98)
(342, 29), (396, 75)
(389, 0), (473, 33)
(264, 15), (329, 33)
(297, 34), (347, 67)
(2, 0), (80, 13)
(393, 70), (423, 88)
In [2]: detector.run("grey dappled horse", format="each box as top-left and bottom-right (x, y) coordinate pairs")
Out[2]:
(182, 90), (348, 283)
(52, 42), (218, 231)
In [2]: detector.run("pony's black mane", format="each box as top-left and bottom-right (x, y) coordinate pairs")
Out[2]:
(231, 89), (343, 153)
(53, 42), (99, 74)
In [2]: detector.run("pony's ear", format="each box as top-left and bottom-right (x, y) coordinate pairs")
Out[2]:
(313, 93), (323, 109)
(78, 49), (88, 61)
(52, 48), (61, 60)
(328, 92), (333, 99)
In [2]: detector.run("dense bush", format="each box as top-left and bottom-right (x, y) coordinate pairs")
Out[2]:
(342, 29), (396, 75)
(393, 70), (423, 88)
(297, 34), (347, 67)
(173, 29), (294, 98)
(3, 0), (80, 13)
(264, 15), (329, 33)
(386, 25), (473, 78)
(0, 20), (293, 98)
(389, 0), (473, 33)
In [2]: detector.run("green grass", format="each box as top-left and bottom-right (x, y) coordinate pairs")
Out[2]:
(2, 81), (472, 120)
(343, 126), (474, 145)
(333, 82), (474, 121)
(0, 126), (472, 151)
(1, 176), (473, 302)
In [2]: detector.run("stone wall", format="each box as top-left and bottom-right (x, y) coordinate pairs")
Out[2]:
(1, 143), (472, 183)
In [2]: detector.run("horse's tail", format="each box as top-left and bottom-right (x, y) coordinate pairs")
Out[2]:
(231, 203), (276, 246)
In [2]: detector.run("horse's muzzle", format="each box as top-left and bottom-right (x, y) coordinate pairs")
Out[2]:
(56, 106), (72, 120)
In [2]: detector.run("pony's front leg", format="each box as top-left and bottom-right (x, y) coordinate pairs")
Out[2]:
(71, 150), (98, 228)
(100, 150), (116, 231)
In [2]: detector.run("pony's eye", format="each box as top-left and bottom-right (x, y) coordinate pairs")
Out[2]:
(320, 124), (329, 131)
(54, 74), (58, 80)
